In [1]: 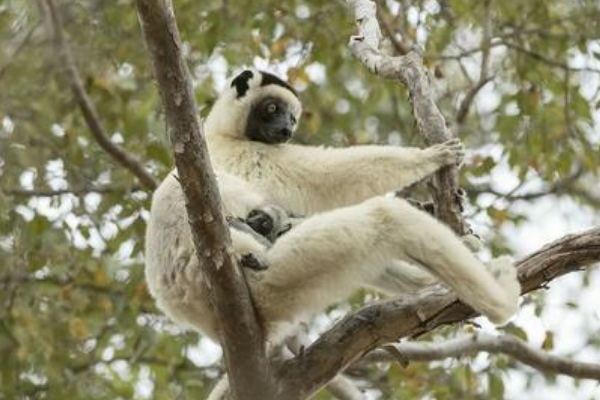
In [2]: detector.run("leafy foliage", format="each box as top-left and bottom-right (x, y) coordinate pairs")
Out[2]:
(1, 0), (599, 399)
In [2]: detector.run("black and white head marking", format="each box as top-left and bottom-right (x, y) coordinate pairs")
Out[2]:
(231, 70), (255, 98)
(258, 71), (297, 97)
(204, 68), (302, 143)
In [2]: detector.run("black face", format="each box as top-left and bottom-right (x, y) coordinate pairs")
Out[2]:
(246, 208), (292, 243)
(244, 97), (297, 144)
(246, 209), (275, 239)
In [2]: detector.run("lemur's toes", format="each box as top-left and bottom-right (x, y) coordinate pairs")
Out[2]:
(485, 256), (521, 325)
(455, 188), (467, 212)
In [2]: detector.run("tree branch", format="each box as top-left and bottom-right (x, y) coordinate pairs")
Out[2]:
(40, 0), (158, 191)
(362, 333), (600, 381)
(503, 41), (600, 74)
(467, 165), (585, 201)
(279, 227), (600, 399)
(286, 329), (367, 400)
(0, 23), (39, 82)
(455, 77), (493, 125)
(132, 1), (273, 399)
(2, 185), (142, 197)
(345, 0), (468, 235)
(454, 0), (494, 127)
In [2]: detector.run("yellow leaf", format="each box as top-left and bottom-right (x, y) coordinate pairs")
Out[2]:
(100, 297), (113, 313)
(92, 75), (114, 92)
(542, 331), (554, 351)
(69, 317), (88, 341)
(61, 283), (72, 300)
(270, 39), (288, 58)
(94, 265), (108, 286)
(133, 283), (149, 304)
(17, 345), (29, 360)
(288, 67), (309, 85)
(488, 207), (508, 223)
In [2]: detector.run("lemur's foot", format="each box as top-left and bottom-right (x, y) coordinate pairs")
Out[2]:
(461, 234), (483, 252)
(485, 256), (521, 325)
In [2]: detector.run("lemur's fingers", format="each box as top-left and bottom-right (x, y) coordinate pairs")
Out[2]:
(461, 234), (483, 252)
(240, 253), (269, 271)
(431, 138), (465, 167)
(455, 188), (466, 212)
(486, 256), (521, 324)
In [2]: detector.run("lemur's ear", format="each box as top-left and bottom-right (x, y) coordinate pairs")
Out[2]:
(259, 71), (298, 97)
(231, 70), (254, 98)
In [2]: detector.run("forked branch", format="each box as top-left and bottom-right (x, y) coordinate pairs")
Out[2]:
(41, 0), (158, 190)
(345, 0), (468, 235)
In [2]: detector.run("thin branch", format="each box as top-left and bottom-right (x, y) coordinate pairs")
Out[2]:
(362, 333), (600, 381)
(3, 185), (142, 197)
(279, 227), (600, 399)
(133, 1), (273, 400)
(0, 23), (39, 82)
(0, 273), (123, 296)
(376, 7), (410, 55)
(455, 76), (493, 125)
(40, 0), (158, 190)
(345, 0), (468, 235)
(456, 1), (493, 126)
(503, 41), (600, 74)
(467, 165), (585, 201)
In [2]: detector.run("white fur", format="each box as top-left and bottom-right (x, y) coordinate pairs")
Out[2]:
(145, 171), (270, 340)
(145, 71), (521, 345)
(206, 72), (519, 323)
(146, 72), (522, 400)
(206, 376), (229, 400)
(146, 180), (519, 341)
(208, 135), (465, 216)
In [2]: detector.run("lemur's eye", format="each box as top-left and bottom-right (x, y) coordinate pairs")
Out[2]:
(290, 115), (297, 125)
(266, 103), (278, 114)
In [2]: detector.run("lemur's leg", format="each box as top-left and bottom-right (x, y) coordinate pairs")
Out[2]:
(368, 260), (437, 294)
(251, 197), (520, 327)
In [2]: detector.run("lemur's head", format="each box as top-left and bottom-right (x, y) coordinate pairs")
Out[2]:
(245, 204), (293, 243)
(205, 69), (302, 144)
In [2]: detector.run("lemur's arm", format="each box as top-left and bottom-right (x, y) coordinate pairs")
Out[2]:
(266, 139), (463, 214)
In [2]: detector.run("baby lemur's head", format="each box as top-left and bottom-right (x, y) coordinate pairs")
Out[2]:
(246, 205), (293, 243)
(205, 69), (302, 144)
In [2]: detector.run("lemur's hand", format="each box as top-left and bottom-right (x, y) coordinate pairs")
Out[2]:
(240, 253), (269, 271)
(429, 138), (465, 167)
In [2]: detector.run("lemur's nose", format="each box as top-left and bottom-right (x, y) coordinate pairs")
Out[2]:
(280, 127), (292, 139)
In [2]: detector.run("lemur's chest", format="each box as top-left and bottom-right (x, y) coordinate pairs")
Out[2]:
(212, 144), (282, 180)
